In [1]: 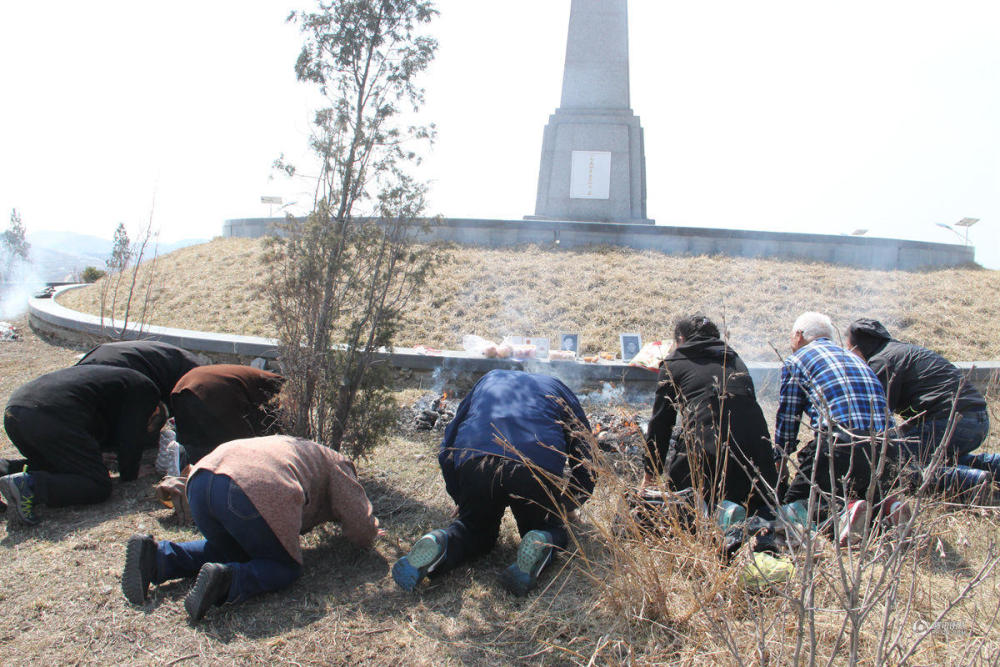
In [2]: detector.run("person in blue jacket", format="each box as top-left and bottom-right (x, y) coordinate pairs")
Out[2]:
(393, 369), (595, 595)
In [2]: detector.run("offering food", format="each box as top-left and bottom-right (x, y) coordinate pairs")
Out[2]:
(548, 349), (576, 361)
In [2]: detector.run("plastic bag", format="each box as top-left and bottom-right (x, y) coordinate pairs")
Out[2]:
(462, 334), (499, 358)
(628, 341), (671, 371)
(740, 552), (795, 590)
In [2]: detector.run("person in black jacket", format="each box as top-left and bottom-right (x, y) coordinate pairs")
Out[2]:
(0, 366), (166, 525)
(644, 315), (778, 516)
(76, 340), (201, 402)
(846, 319), (995, 480)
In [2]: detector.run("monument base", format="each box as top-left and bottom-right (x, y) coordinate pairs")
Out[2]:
(523, 214), (654, 225)
(532, 108), (649, 224)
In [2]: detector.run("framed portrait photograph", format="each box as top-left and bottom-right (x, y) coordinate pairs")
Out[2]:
(559, 333), (580, 354)
(619, 333), (642, 360)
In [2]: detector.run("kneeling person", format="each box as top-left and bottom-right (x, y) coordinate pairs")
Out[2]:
(1, 366), (165, 525)
(644, 314), (778, 520)
(393, 370), (595, 596)
(122, 435), (381, 622)
(170, 364), (286, 465)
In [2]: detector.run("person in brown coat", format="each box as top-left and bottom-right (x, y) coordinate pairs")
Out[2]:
(169, 364), (286, 464)
(121, 435), (382, 622)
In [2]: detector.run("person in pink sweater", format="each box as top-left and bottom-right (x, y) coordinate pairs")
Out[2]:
(121, 435), (381, 622)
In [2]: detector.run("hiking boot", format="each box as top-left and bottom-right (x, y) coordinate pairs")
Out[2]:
(499, 530), (554, 596)
(837, 500), (869, 548)
(0, 472), (38, 525)
(392, 529), (448, 591)
(184, 563), (232, 622)
(122, 534), (158, 604)
(715, 500), (747, 531)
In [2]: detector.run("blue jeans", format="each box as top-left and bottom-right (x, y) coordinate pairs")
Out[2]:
(898, 409), (990, 462)
(154, 471), (302, 604)
(898, 410), (995, 492)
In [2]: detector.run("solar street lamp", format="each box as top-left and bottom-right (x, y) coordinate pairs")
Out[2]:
(261, 195), (283, 217)
(954, 217), (979, 245)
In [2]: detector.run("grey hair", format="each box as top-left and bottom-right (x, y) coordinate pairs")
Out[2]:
(792, 311), (836, 343)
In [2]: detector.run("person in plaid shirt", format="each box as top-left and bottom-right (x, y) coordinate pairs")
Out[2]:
(776, 312), (893, 508)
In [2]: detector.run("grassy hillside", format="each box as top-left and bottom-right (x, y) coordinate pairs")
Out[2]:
(58, 237), (1000, 361)
(1, 320), (998, 664)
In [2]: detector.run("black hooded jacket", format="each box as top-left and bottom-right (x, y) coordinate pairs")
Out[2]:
(77, 340), (201, 402)
(867, 340), (986, 420)
(645, 336), (777, 510)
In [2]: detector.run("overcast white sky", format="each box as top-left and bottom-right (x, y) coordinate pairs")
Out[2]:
(1, 1), (998, 268)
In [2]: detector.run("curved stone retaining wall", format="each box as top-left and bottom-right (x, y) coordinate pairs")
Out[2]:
(29, 286), (998, 398)
(223, 217), (975, 271)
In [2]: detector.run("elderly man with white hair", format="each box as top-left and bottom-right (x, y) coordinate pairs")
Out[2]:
(775, 312), (896, 543)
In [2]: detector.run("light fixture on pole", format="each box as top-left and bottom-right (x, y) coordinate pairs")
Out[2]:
(261, 195), (283, 217)
(954, 217), (979, 245)
(935, 222), (964, 243)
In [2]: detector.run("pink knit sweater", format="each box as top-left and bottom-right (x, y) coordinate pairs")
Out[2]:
(192, 435), (378, 563)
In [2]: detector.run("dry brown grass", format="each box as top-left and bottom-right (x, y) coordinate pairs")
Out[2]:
(1, 324), (999, 663)
(57, 238), (1000, 361)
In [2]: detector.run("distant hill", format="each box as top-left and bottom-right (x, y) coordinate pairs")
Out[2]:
(25, 231), (208, 281)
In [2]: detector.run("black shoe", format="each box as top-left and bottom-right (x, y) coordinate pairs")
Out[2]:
(122, 534), (158, 604)
(184, 563), (233, 622)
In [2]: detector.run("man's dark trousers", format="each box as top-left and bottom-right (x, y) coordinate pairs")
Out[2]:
(434, 455), (569, 577)
(783, 432), (888, 507)
(3, 406), (112, 506)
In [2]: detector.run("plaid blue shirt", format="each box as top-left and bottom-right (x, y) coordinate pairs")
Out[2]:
(774, 337), (892, 455)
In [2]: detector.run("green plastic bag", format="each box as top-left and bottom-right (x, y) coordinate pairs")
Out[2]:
(740, 552), (795, 589)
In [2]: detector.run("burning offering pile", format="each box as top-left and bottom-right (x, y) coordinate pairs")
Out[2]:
(412, 391), (456, 431)
(588, 409), (647, 457)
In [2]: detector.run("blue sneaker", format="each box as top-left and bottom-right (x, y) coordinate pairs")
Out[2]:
(500, 530), (554, 596)
(0, 472), (38, 525)
(392, 529), (448, 591)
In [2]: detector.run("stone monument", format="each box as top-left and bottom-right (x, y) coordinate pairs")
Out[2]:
(529, 0), (652, 224)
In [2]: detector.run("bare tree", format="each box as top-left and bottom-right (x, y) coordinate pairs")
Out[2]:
(264, 0), (439, 456)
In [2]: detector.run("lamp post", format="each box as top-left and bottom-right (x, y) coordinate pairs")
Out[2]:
(936, 218), (979, 245)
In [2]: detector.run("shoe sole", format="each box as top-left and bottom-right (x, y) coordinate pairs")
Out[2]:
(0, 476), (37, 526)
(184, 565), (226, 622)
(392, 534), (446, 591)
(500, 531), (553, 596)
(122, 536), (153, 605)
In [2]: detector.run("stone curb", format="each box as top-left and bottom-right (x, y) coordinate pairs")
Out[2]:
(28, 285), (999, 396)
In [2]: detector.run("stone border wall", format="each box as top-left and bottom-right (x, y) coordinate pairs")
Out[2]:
(223, 217), (975, 271)
(29, 286), (998, 399)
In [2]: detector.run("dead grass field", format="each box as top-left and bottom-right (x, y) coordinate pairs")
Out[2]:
(57, 237), (1000, 361)
(2, 319), (1000, 664)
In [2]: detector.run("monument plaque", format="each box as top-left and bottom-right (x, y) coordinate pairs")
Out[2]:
(570, 151), (611, 199)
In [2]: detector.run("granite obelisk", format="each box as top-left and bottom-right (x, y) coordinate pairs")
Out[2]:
(530, 0), (652, 224)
